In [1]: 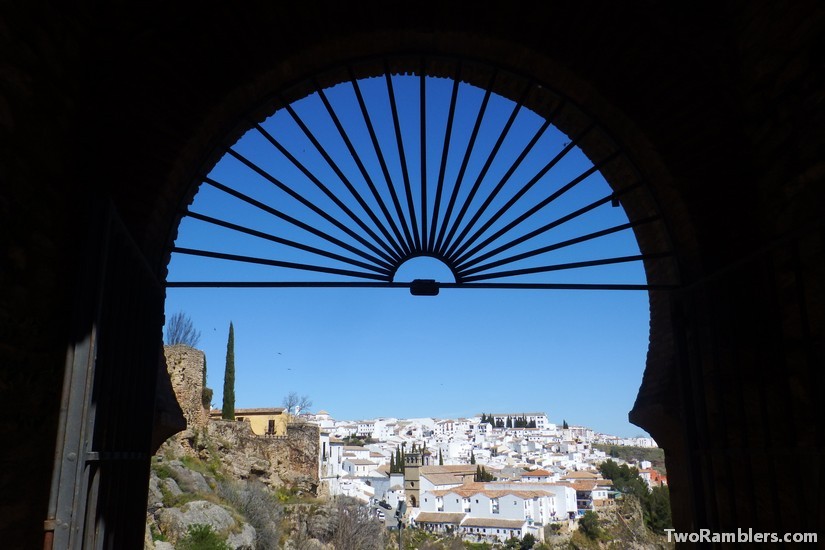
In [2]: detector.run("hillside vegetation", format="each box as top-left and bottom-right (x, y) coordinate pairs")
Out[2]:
(145, 436), (386, 549)
(592, 445), (666, 474)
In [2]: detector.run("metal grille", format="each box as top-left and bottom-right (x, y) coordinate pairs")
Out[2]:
(168, 58), (674, 294)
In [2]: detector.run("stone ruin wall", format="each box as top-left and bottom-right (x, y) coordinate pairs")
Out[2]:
(162, 345), (319, 493)
(163, 344), (210, 432)
(207, 419), (320, 494)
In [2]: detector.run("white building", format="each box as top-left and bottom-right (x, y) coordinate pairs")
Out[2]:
(460, 517), (529, 543)
(342, 458), (378, 477)
(320, 435), (345, 495)
(521, 469), (557, 483)
(434, 419), (456, 437)
(495, 482), (577, 518)
(338, 476), (375, 503)
(418, 465), (477, 497)
(447, 440), (473, 462)
(342, 445), (371, 460)
(490, 413), (550, 430)
(417, 482), (563, 543)
(356, 421), (376, 438)
(308, 409), (336, 429)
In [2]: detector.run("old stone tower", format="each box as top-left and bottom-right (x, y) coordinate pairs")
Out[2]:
(163, 345), (210, 433)
(404, 451), (422, 508)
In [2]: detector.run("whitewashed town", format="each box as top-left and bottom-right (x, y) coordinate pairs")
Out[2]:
(244, 407), (665, 545)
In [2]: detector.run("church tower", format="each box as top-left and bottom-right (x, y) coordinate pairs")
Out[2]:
(404, 451), (422, 508)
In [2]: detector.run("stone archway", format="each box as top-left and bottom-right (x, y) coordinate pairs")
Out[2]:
(2, 3), (823, 548)
(161, 48), (689, 529)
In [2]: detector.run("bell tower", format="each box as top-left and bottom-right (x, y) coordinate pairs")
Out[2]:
(404, 451), (422, 508)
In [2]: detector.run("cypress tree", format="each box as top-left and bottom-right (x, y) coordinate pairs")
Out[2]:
(439, 449), (444, 465)
(222, 321), (235, 420)
(201, 354), (213, 409)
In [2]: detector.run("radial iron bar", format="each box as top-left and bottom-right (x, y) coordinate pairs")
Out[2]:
(169, 59), (677, 294)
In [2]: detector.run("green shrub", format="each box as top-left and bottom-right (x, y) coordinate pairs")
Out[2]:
(176, 524), (230, 550)
(217, 479), (282, 549)
(579, 510), (604, 540)
(152, 462), (175, 480)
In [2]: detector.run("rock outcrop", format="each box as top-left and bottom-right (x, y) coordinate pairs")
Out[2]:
(145, 346), (321, 549)
(206, 420), (319, 494)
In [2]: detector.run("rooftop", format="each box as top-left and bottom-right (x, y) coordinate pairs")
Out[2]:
(414, 512), (466, 525)
(461, 517), (527, 529)
(209, 407), (285, 415)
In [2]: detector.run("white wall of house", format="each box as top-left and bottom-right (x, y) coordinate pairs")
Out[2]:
(343, 446), (370, 459)
(419, 474), (466, 497)
(494, 483), (577, 517)
(448, 440), (472, 461)
(442, 492), (463, 513)
(522, 472), (558, 483)
(460, 524), (524, 544)
(366, 473), (391, 501)
(420, 491), (436, 512)
(377, 423), (396, 440)
(332, 424), (357, 438)
(473, 448), (492, 464)
(434, 420), (455, 436)
(386, 485), (405, 509)
(339, 477), (375, 503)
(496, 494), (532, 520)
(356, 422), (375, 438)
(423, 489), (559, 524)
(342, 459), (376, 476)
(592, 488), (608, 501)
(322, 441), (345, 482)
(521, 495), (558, 524)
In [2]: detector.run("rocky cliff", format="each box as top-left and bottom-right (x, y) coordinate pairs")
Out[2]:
(144, 346), (320, 549)
(159, 344), (319, 492)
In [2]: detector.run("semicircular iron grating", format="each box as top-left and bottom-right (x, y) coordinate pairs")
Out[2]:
(168, 57), (675, 293)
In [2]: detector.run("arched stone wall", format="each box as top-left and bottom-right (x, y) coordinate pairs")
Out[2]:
(1, 2), (823, 547)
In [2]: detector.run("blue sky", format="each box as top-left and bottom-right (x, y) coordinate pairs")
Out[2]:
(164, 71), (653, 439)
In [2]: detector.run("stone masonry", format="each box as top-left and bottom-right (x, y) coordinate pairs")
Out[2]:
(161, 345), (319, 494)
(163, 345), (210, 432)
